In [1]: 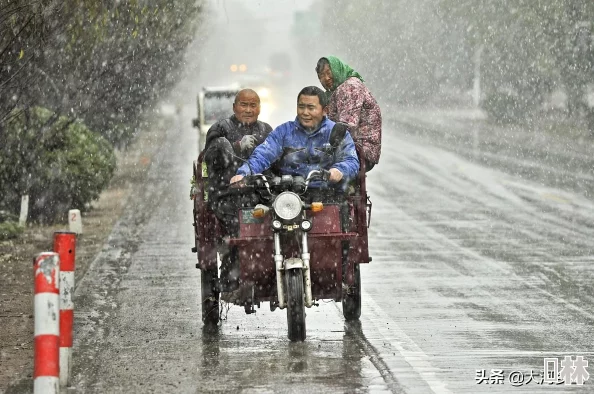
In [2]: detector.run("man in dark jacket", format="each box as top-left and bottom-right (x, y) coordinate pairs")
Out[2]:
(204, 88), (272, 188)
(203, 89), (272, 291)
(204, 88), (272, 224)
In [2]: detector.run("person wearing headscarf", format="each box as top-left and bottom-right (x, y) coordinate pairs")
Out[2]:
(316, 56), (382, 171)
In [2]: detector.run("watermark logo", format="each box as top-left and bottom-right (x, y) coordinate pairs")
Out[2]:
(476, 356), (590, 386)
(544, 356), (589, 385)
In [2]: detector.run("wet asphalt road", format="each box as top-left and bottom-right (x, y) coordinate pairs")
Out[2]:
(66, 107), (594, 393)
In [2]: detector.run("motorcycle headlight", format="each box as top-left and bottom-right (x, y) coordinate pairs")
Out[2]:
(300, 220), (312, 232)
(258, 88), (270, 99)
(272, 219), (282, 230)
(272, 192), (302, 220)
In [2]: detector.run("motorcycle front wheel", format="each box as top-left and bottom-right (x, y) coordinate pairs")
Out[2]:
(286, 268), (306, 341)
(201, 268), (220, 325)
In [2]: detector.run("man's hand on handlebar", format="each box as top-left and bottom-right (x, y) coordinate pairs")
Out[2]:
(231, 169), (341, 186)
(328, 168), (343, 183)
(230, 175), (244, 185)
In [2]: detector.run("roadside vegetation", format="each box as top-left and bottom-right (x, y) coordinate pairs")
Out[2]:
(316, 1), (594, 124)
(0, 107), (116, 223)
(0, 0), (203, 224)
(0, 2), (203, 386)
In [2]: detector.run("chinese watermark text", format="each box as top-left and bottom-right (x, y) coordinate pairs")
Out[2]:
(476, 356), (589, 386)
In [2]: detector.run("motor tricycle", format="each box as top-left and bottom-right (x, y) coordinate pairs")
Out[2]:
(191, 154), (372, 341)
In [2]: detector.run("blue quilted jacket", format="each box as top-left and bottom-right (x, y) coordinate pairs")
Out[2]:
(236, 117), (359, 187)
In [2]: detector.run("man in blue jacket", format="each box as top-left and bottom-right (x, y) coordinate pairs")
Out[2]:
(230, 85), (359, 187)
(218, 86), (359, 292)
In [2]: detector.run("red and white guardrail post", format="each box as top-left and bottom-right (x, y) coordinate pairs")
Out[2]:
(54, 232), (76, 386)
(33, 252), (60, 394)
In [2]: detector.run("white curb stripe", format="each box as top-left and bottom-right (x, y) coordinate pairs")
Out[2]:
(34, 293), (60, 336)
(59, 347), (72, 387)
(59, 271), (74, 310)
(34, 376), (59, 393)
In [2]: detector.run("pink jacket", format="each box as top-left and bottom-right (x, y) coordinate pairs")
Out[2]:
(327, 77), (382, 164)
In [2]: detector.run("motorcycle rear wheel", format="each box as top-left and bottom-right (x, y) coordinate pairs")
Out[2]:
(342, 263), (361, 321)
(286, 268), (306, 341)
(201, 268), (220, 325)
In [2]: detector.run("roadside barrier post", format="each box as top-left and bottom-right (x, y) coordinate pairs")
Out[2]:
(19, 195), (29, 227)
(68, 209), (82, 235)
(33, 252), (60, 394)
(54, 232), (76, 387)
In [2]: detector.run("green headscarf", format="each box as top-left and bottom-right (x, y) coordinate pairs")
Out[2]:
(325, 56), (364, 92)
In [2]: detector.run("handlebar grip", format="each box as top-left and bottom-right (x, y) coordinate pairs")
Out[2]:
(229, 177), (248, 189)
(229, 174), (263, 189)
(321, 169), (331, 182)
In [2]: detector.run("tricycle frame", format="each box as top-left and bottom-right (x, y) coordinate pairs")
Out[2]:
(191, 151), (372, 335)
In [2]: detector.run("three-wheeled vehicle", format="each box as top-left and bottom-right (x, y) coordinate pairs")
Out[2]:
(191, 154), (372, 341)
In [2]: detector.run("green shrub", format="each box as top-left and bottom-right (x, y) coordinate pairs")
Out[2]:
(0, 107), (116, 223)
(482, 90), (525, 124)
(0, 221), (24, 241)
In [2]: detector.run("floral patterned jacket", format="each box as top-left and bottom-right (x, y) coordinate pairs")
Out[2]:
(327, 77), (382, 164)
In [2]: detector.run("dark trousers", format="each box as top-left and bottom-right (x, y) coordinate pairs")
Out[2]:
(204, 137), (240, 289)
(204, 137), (240, 237)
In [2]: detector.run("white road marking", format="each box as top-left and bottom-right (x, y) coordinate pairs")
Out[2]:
(358, 292), (453, 394)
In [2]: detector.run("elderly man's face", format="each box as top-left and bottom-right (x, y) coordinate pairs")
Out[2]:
(297, 94), (326, 130)
(317, 63), (333, 91)
(233, 90), (260, 124)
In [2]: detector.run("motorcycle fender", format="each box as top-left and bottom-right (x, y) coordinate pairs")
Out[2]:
(284, 257), (304, 270)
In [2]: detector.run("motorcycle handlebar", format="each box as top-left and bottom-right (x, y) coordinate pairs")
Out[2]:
(228, 170), (331, 195)
(229, 174), (271, 193)
(305, 169), (331, 185)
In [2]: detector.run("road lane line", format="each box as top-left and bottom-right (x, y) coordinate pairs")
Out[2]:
(339, 318), (405, 393)
(334, 292), (452, 393)
(358, 293), (453, 394)
(391, 204), (594, 322)
(372, 141), (594, 322)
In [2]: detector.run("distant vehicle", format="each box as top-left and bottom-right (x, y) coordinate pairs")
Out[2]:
(235, 73), (272, 102)
(267, 52), (292, 85)
(192, 86), (240, 152)
(227, 62), (274, 100)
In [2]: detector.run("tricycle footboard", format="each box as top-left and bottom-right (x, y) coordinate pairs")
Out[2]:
(309, 239), (342, 300)
(237, 239), (275, 293)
